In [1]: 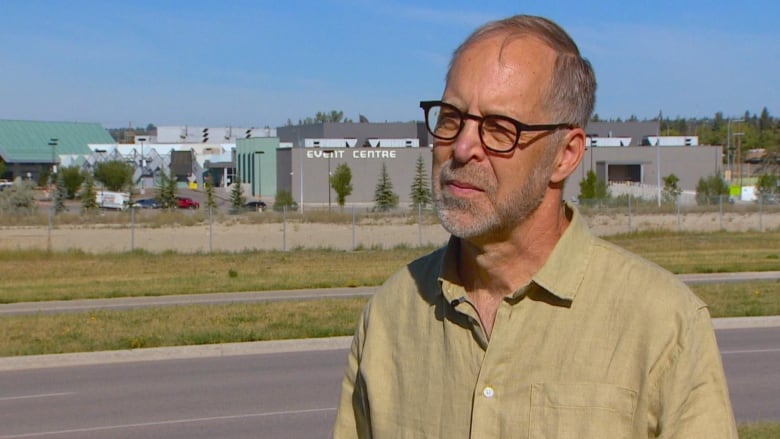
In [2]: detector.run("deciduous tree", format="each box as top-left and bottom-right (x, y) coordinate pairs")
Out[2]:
(330, 163), (353, 208)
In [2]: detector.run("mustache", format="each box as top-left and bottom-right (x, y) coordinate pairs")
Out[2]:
(438, 163), (493, 192)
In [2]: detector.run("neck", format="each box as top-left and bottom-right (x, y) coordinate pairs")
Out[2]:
(459, 195), (569, 298)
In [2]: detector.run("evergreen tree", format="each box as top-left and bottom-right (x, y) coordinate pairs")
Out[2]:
(204, 175), (217, 209)
(373, 162), (398, 212)
(409, 153), (432, 208)
(330, 163), (353, 208)
(578, 170), (609, 202)
(80, 174), (98, 212)
(230, 175), (246, 211)
(54, 171), (67, 214)
(157, 169), (177, 208)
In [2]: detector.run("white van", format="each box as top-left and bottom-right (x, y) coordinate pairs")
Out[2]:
(96, 191), (130, 210)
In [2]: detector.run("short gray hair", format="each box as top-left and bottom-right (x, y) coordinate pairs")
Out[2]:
(447, 15), (596, 129)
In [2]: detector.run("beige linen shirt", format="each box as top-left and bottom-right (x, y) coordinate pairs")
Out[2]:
(333, 206), (737, 438)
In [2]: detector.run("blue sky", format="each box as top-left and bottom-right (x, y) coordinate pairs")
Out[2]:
(2, 0), (778, 128)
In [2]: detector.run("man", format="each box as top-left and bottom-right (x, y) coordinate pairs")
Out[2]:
(334, 15), (736, 438)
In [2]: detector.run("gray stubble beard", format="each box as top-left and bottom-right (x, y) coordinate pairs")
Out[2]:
(433, 158), (554, 240)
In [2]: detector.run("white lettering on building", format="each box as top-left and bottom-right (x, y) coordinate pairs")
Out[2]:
(352, 150), (397, 159)
(305, 149), (397, 159)
(306, 150), (345, 159)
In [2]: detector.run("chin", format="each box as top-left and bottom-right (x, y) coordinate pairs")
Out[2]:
(436, 203), (499, 239)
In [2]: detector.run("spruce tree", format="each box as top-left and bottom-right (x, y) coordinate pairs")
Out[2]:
(54, 171), (67, 214)
(373, 162), (398, 212)
(204, 175), (217, 209)
(157, 169), (177, 208)
(80, 174), (98, 212)
(230, 175), (246, 211)
(409, 153), (432, 208)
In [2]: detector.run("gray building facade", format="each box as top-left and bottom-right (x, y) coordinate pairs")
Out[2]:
(270, 121), (723, 208)
(277, 146), (432, 210)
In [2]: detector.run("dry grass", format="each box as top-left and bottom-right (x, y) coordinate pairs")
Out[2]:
(692, 281), (780, 318)
(0, 247), (433, 303)
(604, 230), (780, 273)
(738, 422), (780, 438)
(1, 230), (778, 304)
(0, 298), (367, 356)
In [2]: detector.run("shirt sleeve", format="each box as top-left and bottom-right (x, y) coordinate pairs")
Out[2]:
(655, 307), (738, 438)
(332, 305), (372, 439)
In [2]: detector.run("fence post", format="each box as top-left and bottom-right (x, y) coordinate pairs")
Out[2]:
(352, 206), (356, 251)
(676, 197), (681, 232)
(418, 203), (423, 247)
(283, 206), (287, 251)
(47, 201), (53, 252)
(627, 194), (632, 233)
(130, 206), (135, 251)
(719, 195), (724, 230)
(208, 206), (213, 253)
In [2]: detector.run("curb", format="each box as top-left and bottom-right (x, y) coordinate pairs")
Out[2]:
(711, 316), (780, 330)
(0, 336), (353, 372)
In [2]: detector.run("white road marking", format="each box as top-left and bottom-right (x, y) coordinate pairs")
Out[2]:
(721, 348), (780, 355)
(0, 407), (336, 438)
(0, 392), (73, 402)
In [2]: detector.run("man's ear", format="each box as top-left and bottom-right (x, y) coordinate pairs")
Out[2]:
(550, 128), (586, 184)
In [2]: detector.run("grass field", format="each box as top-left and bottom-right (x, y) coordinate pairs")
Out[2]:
(1, 230), (778, 303)
(0, 229), (778, 356)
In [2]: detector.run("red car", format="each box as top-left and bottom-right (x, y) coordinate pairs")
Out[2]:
(175, 196), (200, 209)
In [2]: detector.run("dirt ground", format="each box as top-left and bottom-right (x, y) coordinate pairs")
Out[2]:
(1, 210), (779, 253)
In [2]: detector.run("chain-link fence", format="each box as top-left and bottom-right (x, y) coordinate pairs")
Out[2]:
(1, 194), (780, 253)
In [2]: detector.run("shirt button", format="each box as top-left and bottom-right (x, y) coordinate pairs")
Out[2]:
(482, 386), (495, 398)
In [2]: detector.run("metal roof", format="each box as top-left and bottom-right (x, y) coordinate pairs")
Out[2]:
(585, 121), (660, 147)
(0, 119), (114, 163)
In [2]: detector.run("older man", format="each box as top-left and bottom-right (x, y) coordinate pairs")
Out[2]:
(333, 15), (736, 438)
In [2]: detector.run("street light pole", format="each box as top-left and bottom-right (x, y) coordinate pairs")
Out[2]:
(254, 150), (265, 198)
(323, 149), (335, 212)
(47, 138), (58, 252)
(727, 118), (744, 182)
(138, 137), (147, 194)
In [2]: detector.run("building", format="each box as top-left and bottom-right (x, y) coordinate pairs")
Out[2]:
(0, 118), (728, 207)
(0, 120), (114, 181)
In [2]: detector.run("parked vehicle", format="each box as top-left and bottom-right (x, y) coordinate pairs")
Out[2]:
(96, 191), (130, 210)
(175, 196), (200, 209)
(244, 200), (267, 212)
(132, 198), (159, 209)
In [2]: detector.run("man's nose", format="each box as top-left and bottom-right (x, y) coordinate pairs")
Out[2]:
(452, 119), (485, 163)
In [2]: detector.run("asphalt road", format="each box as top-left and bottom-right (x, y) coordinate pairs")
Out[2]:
(0, 326), (779, 438)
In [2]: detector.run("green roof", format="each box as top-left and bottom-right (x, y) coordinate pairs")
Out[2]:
(0, 119), (114, 163)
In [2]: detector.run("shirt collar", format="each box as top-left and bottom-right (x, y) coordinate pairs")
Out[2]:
(531, 203), (593, 302)
(437, 202), (593, 303)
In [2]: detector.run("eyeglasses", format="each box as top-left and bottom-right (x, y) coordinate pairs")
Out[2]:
(419, 100), (575, 153)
